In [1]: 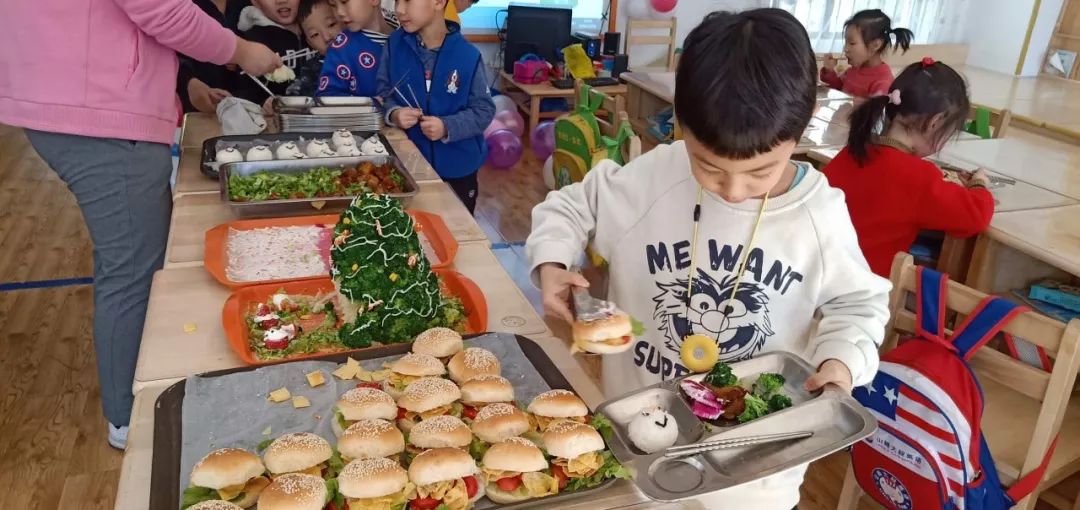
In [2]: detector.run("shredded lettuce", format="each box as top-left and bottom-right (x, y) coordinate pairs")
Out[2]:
(181, 486), (218, 509)
(469, 437), (490, 461)
(256, 438), (273, 453)
(589, 413), (615, 442)
(563, 451), (630, 492)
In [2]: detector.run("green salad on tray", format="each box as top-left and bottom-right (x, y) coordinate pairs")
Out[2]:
(229, 162), (404, 202)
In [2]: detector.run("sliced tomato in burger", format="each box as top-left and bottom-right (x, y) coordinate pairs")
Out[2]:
(410, 497), (441, 510)
(397, 406), (408, 420)
(463, 475), (479, 498)
(495, 474), (523, 491)
(461, 405), (479, 420)
(552, 465), (569, 490)
(356, 381), (382, 389)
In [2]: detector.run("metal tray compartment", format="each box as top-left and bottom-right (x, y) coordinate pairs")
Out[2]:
(219, 154), (418, 218)
(149, 335), (618, 510)
(200, 130), (397, 180)
(596, 351), (876, 501)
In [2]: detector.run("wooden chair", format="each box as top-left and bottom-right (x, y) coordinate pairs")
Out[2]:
(624, 18), (678, 71)
(837, 253), (1080, 510)
(966, 104), (1013, 139)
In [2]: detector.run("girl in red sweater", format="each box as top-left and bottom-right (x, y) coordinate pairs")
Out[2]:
(822, 59), (994, 277)
(821, 9), (913, 98)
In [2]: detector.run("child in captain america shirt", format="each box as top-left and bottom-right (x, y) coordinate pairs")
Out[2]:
(317, 0), (393, 96)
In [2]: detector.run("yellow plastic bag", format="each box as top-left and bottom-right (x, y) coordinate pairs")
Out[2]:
(561, 44), (596, 80)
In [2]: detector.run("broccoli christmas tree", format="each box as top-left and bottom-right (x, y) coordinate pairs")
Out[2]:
(331, 194), (466, 347)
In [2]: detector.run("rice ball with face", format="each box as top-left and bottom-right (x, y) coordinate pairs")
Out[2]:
(304, 139), (335, 158)
(275, 142), (306, 159)
(245, 145), (274, 161)
(331, 129), (355, 148)
(216, 147), (244, 163)
(627, 407), (679, 453)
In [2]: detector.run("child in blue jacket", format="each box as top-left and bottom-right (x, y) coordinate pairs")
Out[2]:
(316, 0), (393, 96)
(377, 0), (494, 213)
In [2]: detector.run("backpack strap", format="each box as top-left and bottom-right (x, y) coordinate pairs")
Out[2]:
(915, 267), (949, 341)
(1006, 437), (1059, 502)
(950, 295), (1030, 360)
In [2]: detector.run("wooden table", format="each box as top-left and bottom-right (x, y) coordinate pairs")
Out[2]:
(179, 113), (222, 149)
(622, 71), (675, 151)
(941, 136), (1080, 200)
(135, 244), (550, 390)
(164, 181), (487, 267)
(117, 355), (688, 510)
(498, 71), (628, 134)
(796, 117), (849, 154)
(968, 204), (1080, 293)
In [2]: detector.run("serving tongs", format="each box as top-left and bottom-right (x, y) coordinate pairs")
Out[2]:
(663, 431), (814, 459)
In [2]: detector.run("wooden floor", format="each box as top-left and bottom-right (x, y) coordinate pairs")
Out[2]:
(0, 121), (867, 509)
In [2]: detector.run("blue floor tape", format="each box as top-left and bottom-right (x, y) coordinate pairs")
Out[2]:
(0, 277), (94, 292)
(490, 241), (526, 250)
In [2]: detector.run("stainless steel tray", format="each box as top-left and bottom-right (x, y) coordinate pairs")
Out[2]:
(200, 130), (397, 180)
(595, 351), (877, 501)
(219, 154), (418, 218)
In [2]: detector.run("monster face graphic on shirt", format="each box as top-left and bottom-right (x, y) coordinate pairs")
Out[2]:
(652, 268), (775, 361)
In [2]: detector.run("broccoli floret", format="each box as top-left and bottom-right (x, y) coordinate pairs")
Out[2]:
(767, 393), (793, 413)
(737, 394), (769, 423)
(703, 362), (738, 387)
(751, 373), (786, 397)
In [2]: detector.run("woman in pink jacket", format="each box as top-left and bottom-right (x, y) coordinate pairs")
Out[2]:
(0, 0), (281, 449)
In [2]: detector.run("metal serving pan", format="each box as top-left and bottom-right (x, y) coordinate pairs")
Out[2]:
(149, 335), (618, 509)
(219, 154), (418, 218)
(596, 351), (877, 501)
(200, 131), (397, 180)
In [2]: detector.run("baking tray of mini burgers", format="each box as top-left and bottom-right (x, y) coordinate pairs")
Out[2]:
(151, 334), (621, 510)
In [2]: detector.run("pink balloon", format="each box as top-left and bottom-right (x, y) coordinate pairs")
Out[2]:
(493, 108), (525, 138)
(650, 0), (677, 13)
(483, 119), (507, 139)
(529, 120), (557, 160)
(485, 129), (524, 170)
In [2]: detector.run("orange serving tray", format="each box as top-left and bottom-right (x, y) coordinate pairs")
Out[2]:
(221, 269), (488, 366)
(204, 210), (458, 289)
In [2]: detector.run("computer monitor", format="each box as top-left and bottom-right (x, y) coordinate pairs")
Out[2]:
(503, 6), (573, 73)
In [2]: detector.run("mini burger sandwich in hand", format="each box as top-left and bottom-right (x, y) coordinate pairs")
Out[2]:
(383, 353), (446, 399)
(257, 473), (328, 510)
(396, 377), (463, 431)
(571, 309), (635, 354)
(412, 327), (464, 362)
(458, 375), (514, 421)
(182, 448), (270, 509)
(471, 403), (531, 444)
(407, 415), (473, 458)
(337, 418), (405, 464)
(262, 432), (335, 479)
(407, 447), (484, 510)
(447, 347), (501, 384)
(527, 390), (589, 433)
(337, 457), (414, 510)
(481, 437), (559, 504)
(332, 387), (397, 438)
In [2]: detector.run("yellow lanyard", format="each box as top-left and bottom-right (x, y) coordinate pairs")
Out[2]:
(684, 187), (770, 323)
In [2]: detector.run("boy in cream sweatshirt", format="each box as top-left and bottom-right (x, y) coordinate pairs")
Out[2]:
(527, 9), (891, 508)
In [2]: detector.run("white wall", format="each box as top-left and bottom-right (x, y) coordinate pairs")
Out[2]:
(616, 0), (766, 68)
(1020, 0), (1067, 76)
(964, 0), (1037, 74)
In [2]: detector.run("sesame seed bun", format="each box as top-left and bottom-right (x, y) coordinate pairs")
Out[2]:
(482, 437), (547, 473)
(412, 328), (464, 358)
(572, 312), (632, 342)
(390, 353), (446, 377)
(189, 448), (265, 489)
(408, 415), (473, 449)
(397, 377), (462, 413)
(527, 390), (588, 418)
(541, 421), (605, 460)
(262, 433), (332, 475)
(447, 348), (501, 384)
(471, 404), (531, 443)
(338, 419), (405, 460)
(407, 448), (478, 487)
(336, 388), (397, 421)
(187, 502), (245, 510)
(459, 375), (514, 406)
(257, 473), (327, 510)
(337, 457), (408, 499)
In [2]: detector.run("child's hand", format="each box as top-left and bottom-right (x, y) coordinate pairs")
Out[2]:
(392, 108), (423, 129)
(962, 168), (991, 189)
(804, 359), (853, 393)
(231, 38), (282, 77)
(539, 263), (590, 323)
(262, 96), (275, 116)
(823, 53), (838, 71)
(420, 116), (447, 141)
(187, 78), (232, 113)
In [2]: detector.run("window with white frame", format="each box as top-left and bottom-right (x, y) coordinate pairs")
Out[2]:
(459, 0), (609, 34)
(773, 0), (970, 53)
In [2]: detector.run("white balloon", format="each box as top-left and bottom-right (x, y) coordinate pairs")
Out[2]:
(542, 155), (556, 190)
(492, 95), (516, 114)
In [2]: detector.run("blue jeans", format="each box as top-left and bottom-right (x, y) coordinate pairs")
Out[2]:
(26, 130), (172, 427)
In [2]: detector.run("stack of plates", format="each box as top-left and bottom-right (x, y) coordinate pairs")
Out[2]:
(275, 97), (384, 132)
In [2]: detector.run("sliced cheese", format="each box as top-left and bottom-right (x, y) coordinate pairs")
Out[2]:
(416, 479), (468, 510)
(521, 472), (558, 498)
(216, 482), (246, 501)
(555, 451), (602, 478)
(534, 414), (586, 432)
(305, 370), (326, 387)
(356, 369), (374, 382)
(268, 388), (291, 403)
(370, 369), (390, 382)
(183, 323), (198, 334)
(292, 396), (311, 408)
(481, 468), (519, 481)
(333, 363), (359, 380)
